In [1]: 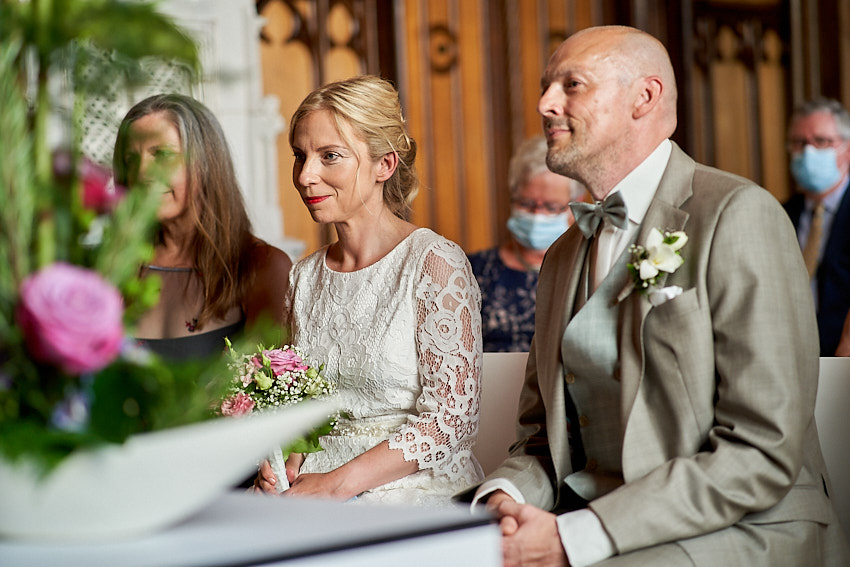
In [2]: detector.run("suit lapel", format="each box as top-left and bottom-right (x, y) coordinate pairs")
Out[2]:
(618, 143), (694, 421)
(537, 227), (587, 479)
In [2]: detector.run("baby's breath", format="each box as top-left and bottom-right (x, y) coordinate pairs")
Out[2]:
(224, 344), (337, 411)
(220, 342), (338, 457)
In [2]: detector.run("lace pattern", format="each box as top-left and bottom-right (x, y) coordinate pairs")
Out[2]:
(285, 229), (483, 501)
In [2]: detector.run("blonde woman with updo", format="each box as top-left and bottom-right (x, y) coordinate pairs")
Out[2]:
(255, 75), (484, 506)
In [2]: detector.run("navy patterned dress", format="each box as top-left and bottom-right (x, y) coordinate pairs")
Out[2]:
(467, 247), (538, 352)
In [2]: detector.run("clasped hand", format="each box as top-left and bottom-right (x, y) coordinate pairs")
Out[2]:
(253, 454), (354, 501)
(486, 491), (571, 567)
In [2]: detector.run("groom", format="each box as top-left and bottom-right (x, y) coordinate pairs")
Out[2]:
(468, 26), (849, 566)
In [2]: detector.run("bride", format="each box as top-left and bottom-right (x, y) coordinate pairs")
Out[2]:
(254, 75), (484, 506)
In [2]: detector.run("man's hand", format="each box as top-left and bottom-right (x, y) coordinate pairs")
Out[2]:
(497, 499), (570, 567)
(485, 490), (520, 536)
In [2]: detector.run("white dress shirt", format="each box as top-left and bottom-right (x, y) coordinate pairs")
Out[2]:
(471, 139), (673, 567)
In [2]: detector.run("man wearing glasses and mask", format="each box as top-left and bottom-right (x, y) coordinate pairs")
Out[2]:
(783, 97), (850, 356)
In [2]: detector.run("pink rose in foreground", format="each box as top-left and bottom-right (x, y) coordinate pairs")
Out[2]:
(221, 392), (255, 416)
(264, 348), (308, 376)
(16, 263), (124, 375)
(80, 158), (125, 214)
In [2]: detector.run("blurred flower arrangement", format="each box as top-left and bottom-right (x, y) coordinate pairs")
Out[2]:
(221, 341), (338, 460)
(0, 0), (230, 474)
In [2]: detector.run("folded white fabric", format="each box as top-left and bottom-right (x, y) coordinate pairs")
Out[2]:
(649, 285), (683, 307)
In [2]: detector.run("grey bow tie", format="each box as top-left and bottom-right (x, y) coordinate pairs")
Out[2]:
(569, 192), (629, 239)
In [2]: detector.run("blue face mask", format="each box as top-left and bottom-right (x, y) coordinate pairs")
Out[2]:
(507, 210), (569, 250)
(790, 146), (843, 194)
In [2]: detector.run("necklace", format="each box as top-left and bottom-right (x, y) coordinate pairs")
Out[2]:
(145, 264), (194, 273)
(143, 265), (200, 332)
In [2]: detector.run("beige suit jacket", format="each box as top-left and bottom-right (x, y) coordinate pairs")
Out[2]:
(486, 144), (848, 563)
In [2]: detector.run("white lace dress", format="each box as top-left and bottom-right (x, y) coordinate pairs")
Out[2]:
(286, 228), (484, 506)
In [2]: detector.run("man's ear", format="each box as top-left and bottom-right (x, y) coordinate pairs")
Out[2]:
(376, 151), (399, 182)
(633, 76), (663, 119)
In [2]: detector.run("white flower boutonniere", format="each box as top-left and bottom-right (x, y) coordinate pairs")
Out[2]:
(627, 228), (688, 295)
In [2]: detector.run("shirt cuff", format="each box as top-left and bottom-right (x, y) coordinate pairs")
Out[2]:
(556, 509), (616, 567)
(470, 478), (526, 511)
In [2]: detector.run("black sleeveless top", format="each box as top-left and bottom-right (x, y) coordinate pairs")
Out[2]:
(136, 318), (245, 362)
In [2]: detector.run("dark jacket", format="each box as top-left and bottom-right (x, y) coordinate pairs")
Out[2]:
(784, 184), (850, 356)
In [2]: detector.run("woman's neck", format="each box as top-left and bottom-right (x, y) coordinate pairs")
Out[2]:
(500, 238), (546, 272)
(154, 223), (196, 268)
(327, 210), (416, 272)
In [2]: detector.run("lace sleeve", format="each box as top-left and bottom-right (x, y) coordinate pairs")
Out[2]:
(388, 239), (483, 481)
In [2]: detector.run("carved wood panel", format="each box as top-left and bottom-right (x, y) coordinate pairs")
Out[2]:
(257, 0), (849, 256)
(257, 0), (375, 256)
(394, 0), (495, 251)
(688, 1), (790, 201)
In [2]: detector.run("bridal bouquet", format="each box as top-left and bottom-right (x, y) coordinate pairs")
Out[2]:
(220, 341), (339, 491)
(0, 1), (228, 475)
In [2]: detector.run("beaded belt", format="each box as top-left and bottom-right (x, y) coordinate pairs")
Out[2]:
(328, 416), (409, 438)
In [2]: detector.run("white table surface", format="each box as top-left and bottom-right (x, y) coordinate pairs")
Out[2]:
(0, 491), (502, 567)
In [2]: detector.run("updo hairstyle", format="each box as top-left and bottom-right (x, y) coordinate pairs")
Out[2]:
(289, 75), (419, 219)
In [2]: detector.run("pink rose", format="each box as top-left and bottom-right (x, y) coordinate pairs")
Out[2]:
(80, 158), (125, 214)
(16, 263), (124, 375)
(264, 348), (308, 376)
(221, 392), (255, 416)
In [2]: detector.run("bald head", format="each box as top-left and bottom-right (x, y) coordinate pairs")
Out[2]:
(568, 26), (678, 135)
(539, 26), (678, 197)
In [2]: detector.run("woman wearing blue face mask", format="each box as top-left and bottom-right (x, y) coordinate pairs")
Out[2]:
(783, 97), (850, 356)
(468, 136), (586, 352)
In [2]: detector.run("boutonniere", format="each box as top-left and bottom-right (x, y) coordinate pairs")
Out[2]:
(627, 228), (687, 303)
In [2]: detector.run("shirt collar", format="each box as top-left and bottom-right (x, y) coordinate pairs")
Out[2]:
(608, 139), (672, 226)
(806, 173), (850, 214)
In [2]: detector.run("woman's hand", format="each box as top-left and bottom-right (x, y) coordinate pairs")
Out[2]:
(253, 459), (278, 494)
(252, 453), (305, 494)
(284, 441), (419, 501)
(285, 470), (354, 501)
(285, 452), (305, 484)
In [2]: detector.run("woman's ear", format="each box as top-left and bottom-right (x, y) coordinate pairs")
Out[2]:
(375, 151), (399, 182)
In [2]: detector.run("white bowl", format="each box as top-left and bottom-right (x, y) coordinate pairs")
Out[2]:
(0, 401), (337, 542)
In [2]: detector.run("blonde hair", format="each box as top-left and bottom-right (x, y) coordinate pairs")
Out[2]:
(289, 75), (419, 219)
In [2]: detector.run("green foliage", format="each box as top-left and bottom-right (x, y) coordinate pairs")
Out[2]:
(0, 352), (231, 474)
(89, 355), (230, 442)
(0, 420), (102, 476)
(0, 39), (35, 327)
(0, 0), (200, 91)
(0, 0), (233, 476)
(94, 185), (163, 321)
(281, 415), (339, 461)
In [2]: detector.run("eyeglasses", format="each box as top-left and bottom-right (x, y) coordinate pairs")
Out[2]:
(512, 198), (570, 215)
(786, 136), (845, 153)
